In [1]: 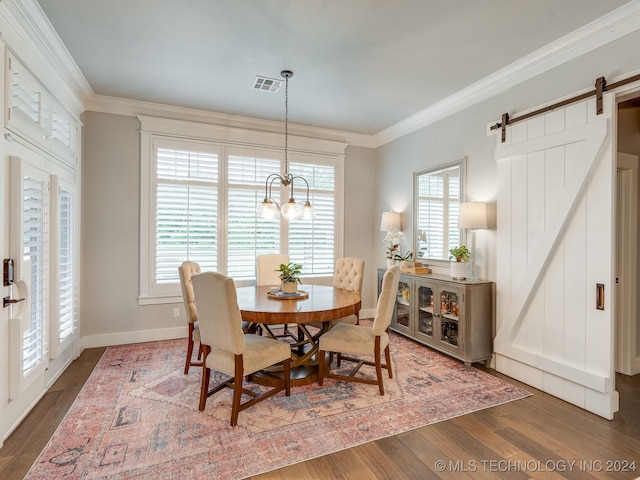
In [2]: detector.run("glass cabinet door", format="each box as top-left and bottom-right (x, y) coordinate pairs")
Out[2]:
(439, 288), (461, 349)
(393, 278), (411, 334)
(416, 283), (434, 340)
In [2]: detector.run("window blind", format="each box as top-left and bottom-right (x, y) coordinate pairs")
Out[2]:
(57, 186), (75, 342)
(22, 176), (46, 375)
(155, 147), (218, 284)
(227, 154), (280, 280)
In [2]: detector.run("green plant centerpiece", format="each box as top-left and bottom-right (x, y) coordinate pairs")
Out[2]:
(448, 245), (470, 280)
(277, 262), (302, 293)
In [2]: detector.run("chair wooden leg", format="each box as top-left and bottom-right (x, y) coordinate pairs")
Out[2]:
(185, 324), (195, 374)
(384, 344), (393, 379)
(283, 358), (291, 396)
(230, 355), (244, 426)
(198, 374), (210, 413)
(318, 349), (325, 386)
(375, 337), (384, 396)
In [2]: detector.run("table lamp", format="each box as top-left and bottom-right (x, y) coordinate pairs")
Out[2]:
(458, 202), (488, 280)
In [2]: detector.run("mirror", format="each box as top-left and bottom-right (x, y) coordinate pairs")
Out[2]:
(413, 157), (466, 264)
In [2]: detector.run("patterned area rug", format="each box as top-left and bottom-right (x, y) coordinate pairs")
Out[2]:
(26, 330), (530, 479)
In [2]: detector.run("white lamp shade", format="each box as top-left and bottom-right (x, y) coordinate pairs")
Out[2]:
(380, 211), (401, 232)
(458, 202), (488, 229)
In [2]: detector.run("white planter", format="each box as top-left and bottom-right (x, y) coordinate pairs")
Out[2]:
(450, 261), (469, 280)
(386, 258), (395, 268)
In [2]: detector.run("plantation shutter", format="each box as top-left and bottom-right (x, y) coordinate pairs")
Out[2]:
(22, 176), (46, 374)
(227, 151), (281, 280)
(154, 143), (219, 284)
(288, 161), (336, 275)
(9, 158), (50, 399)
(50, 177), (77, 358)
(417, 166), (459, 260)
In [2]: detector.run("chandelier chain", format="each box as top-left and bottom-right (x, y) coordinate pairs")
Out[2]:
(284, 74), (289, 173)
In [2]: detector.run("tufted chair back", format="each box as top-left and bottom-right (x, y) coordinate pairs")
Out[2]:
(333, 257), (365, 294)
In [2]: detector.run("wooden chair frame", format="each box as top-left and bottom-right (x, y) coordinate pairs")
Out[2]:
(199, 345), (291, 426)
(318, 327), (393, 396)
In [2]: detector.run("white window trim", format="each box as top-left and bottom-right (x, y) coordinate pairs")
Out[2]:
(138, 116), (346, 305)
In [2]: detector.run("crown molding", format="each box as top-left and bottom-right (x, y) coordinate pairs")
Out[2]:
(374, 0), (640, 147)
(1, 0), (92, 116)
(87, 94), (377, 149)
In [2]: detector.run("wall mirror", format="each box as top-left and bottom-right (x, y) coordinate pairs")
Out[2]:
(413, 157), (466, 265)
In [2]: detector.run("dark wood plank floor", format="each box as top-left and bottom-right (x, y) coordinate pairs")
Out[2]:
(1, 346), (638, 479)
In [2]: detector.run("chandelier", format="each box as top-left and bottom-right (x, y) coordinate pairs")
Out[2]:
(256, 70), (316, 222)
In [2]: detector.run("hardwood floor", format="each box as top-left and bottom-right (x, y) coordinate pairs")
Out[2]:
(1, 347), (638, 479)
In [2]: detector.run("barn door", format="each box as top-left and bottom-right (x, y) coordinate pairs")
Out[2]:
(494, 93), (617, 419)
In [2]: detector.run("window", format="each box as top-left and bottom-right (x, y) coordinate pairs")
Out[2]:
(153, 139), (220, 292)
(414, 159), (464, 263)
(7, 53), (79, 166)
(227, 149), (281, 280)
(139, 121), (345, 304)
(9, 159), (50, 399)
(50, 177), (78, 358)
(288, 158), (336, 275)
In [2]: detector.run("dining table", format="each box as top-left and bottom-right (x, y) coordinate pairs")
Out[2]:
(235, 284), (361, 386)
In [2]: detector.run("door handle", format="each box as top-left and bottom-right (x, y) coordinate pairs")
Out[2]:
(3, 296), (25, 308)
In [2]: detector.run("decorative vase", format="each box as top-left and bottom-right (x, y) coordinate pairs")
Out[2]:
(386, 258), (395, 268)
(282, 282), (297, 294)
(450, 261), (469, 280)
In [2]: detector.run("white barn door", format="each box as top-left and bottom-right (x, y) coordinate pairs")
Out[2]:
(494, 93), (617, 419)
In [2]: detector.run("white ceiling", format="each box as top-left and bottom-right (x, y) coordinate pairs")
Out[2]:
(37, 0), (633, 135)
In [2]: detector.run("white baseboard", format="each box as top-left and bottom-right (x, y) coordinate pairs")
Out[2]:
(81, 326), (188, 349)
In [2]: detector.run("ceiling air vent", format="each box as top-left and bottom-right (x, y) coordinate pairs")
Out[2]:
(252, 75), (283, 93)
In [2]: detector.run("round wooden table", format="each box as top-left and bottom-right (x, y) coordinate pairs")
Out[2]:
(235, 284), (361, 386)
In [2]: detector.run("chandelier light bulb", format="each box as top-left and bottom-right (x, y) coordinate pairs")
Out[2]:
(301, 201), (316, 220)
(281, 199), (302, 221)
(257, 199), (279, 220)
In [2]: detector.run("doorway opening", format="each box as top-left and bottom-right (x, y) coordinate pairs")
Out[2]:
(616, 94), (640, 377)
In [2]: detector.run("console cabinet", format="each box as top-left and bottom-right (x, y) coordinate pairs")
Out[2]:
(378, 269), (493, 367)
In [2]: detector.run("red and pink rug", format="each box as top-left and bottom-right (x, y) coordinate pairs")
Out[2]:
(26, 331), (529, 479)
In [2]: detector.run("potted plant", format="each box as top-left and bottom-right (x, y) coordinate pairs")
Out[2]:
(394, 250), (414, 267)
(383, 230), (403, 268)
(277, 262), (303, 293)
(449, 245), (470, 280)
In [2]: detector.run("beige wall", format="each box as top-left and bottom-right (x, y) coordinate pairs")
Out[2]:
(81, 112), (179, 340)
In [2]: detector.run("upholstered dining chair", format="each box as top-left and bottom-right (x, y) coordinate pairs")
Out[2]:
(318, 265), (400, 395)
(192, 271), (291, 426)
(178, 260), (203, 374)
(331, 257), (365, 325)
(179, 260), (256, 374)
(256, 253), (289, 286)
(256, 253), (295, 338)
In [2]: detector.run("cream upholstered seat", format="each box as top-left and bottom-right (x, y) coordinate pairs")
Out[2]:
(318, 265), (400, 395)
(178, 261), (203, 374)
(192, 271), (291, 426)
(331, 257), (365, 325)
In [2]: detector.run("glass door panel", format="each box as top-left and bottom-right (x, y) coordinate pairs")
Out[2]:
(394, 279), (411, 330)
(417, 284), (434, 339)
(439, 289), (459, 347)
